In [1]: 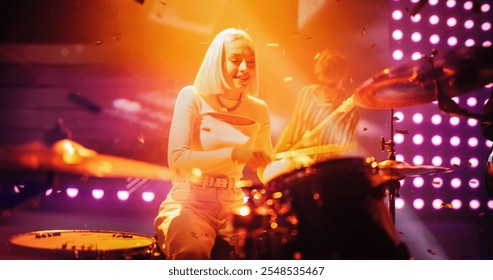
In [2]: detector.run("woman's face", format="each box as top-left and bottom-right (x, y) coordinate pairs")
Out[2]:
(224, 38), (256, 90)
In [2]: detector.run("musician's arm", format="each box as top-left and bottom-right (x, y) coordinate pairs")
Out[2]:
(274, 87), (311, 153)
(481, 91), (493, 141)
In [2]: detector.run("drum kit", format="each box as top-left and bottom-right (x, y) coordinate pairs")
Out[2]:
(1, 45), (492, 260)
(234, 45), (493, 260)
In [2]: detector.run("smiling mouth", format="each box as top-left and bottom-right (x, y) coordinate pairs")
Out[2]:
(236, 76), (249, 83)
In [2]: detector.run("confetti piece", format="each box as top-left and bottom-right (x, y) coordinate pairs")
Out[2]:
(427, 249), (437, 255)
(395, 129), (409, 134)
(442, 203), (453, 209)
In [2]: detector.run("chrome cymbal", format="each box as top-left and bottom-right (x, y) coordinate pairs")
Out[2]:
(377, 160), (454, 180)
(354, 46), (493, 109)
(0, 139), (172, 181)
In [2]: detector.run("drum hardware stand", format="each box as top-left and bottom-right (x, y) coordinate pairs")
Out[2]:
(380, 108), (401, 225)
(428, 48), (492, 122)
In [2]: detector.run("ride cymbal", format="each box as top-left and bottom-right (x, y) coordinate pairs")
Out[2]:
(354, 46), (493, 109)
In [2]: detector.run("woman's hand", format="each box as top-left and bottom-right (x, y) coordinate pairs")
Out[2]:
(232, 148), (272, 170)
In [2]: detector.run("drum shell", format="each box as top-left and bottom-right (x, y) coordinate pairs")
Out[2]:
(265, 157), (408, 260)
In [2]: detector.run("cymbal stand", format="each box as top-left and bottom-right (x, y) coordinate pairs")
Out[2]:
(380, 109), (401, 225)
(428, 49), (491, 121)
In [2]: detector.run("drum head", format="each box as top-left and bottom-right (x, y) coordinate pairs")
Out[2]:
(8, 230), (156, 260)
(266, 157), (377, 194)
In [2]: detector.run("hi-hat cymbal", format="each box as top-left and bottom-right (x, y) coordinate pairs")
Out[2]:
(354, 46), (493, 109)
(377, 160), (453, 180)
(0, 139), (172, 181)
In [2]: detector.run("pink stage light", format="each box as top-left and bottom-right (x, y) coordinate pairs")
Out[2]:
(92, 189), (104, 200)
(66, 187), (79, 198)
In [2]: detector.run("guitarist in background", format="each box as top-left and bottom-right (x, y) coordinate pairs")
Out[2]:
(481, 90), (493, 199)
(262, 49), (409, 259)
(273, 49), (359, 168)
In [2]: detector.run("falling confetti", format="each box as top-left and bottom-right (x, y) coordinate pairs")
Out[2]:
(441, 203), (453, 209)
(395, 129), (409, 134)
(427, 249), (437, 256)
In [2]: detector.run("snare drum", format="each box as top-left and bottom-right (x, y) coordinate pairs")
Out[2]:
(7, 230), (156, 260)
(264, 157), (409, 260)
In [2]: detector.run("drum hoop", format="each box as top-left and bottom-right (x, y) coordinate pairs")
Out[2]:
(8, 229), (156, 252)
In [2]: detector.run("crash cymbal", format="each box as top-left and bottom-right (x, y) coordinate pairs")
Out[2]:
(354, 46), (493, 109)
(0, 139), (172, 181)
(377, 159), (453, 180)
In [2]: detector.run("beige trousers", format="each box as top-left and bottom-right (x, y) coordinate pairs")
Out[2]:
(153, 182), (244, 260)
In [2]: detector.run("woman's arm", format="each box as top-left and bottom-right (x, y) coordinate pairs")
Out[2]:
(167, 86), (234, 174)
(253, 100), (276, 183)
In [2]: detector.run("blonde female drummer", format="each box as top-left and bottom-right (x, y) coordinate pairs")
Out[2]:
(153, 28), (273, 260)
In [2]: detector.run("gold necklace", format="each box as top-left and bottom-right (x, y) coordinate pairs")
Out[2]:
(215, 93), (244, 112)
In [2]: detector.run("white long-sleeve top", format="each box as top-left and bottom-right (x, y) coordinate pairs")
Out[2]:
(167, 85), (273, 181)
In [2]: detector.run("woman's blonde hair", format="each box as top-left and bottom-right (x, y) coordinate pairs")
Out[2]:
(194, 28), (259, 96)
